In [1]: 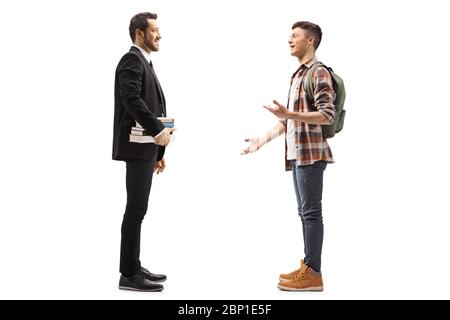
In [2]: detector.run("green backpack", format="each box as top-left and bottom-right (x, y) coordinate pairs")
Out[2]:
(304, 62), (346, 138)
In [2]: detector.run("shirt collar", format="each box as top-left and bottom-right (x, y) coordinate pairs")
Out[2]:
(132, 44), (151, 63)
(291, 56), (318, 79)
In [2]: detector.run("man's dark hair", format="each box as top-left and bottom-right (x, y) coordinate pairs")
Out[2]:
(292, 21), (322, 49)
(129, 12), (157, 42)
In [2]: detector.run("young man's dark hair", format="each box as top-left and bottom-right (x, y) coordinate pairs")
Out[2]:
(129, 12), (158, 42)
(292, 21), (322, 49)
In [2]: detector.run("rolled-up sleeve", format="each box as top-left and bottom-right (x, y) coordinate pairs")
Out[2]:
(313, 67), (336, 123)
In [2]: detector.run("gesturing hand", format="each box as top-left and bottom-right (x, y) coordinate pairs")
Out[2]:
(263, 100), (290, 119)
(241, 138), (262, 155)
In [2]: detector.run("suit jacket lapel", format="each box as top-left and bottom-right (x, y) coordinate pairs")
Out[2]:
(148, 65), (166, 114)
(129, 47), (166, 116)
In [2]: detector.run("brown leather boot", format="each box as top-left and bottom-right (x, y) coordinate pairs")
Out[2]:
(278, 263), (323, 292)
(279, 259), (304, 282)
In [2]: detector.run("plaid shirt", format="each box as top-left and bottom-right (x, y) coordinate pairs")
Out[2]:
(282, 57), (336, 171)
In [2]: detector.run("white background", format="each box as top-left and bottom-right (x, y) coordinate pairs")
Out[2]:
(0, 0), (449, 299)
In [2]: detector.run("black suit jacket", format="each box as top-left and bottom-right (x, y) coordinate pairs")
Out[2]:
(112, 46), (167, 161)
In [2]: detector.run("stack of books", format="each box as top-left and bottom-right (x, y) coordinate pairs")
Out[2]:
(129, 117), (175, 143)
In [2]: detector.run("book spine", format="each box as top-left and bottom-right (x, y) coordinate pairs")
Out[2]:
(135, 121), (143, 129)
(129, 134), (155, 143)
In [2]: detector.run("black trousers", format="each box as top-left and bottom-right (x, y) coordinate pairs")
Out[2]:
(120, 158), (156, 276)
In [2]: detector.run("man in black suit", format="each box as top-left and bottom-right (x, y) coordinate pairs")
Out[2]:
(113, 12), (175, 292)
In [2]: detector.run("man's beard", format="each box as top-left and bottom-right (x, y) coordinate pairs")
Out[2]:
(143, 33), (158, 52)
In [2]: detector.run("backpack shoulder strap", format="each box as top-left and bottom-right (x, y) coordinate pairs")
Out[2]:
(304, 62), (328, 101)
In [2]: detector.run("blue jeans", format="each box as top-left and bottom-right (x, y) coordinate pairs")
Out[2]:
(292, 160), (327, 272)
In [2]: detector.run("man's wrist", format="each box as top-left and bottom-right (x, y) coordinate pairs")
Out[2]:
(287, 111), (298, 120)
(154, 128), (165, 139)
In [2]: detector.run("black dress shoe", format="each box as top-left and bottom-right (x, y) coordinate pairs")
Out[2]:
(118, 274), (163, 292)
(138, 267), (167, 282)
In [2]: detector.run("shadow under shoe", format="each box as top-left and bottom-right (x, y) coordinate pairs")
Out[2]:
(119, 274), (164, 292)
(139, 267), (167, 282)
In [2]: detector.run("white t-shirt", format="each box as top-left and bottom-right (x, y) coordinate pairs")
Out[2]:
(286, 72), (302, 160)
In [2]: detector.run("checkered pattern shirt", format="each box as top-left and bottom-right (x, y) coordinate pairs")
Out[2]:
(282, 57), (336, 171)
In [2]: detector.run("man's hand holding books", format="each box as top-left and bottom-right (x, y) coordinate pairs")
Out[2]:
(129, 117), (175, 145)
(154, 127), (176, 146)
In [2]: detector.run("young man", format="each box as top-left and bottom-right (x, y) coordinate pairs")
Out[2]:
(113, 12), (175, 292)
(241, 21), (336, 291)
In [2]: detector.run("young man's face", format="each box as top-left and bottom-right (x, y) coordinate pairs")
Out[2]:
(139, 19), (161, 52)
(288, 27), (313, 58)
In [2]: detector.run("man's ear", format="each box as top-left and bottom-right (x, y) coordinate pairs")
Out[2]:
(135, 29), (144, 41)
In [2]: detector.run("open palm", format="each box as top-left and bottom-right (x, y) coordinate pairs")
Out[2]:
(241, 138), (261, 155)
